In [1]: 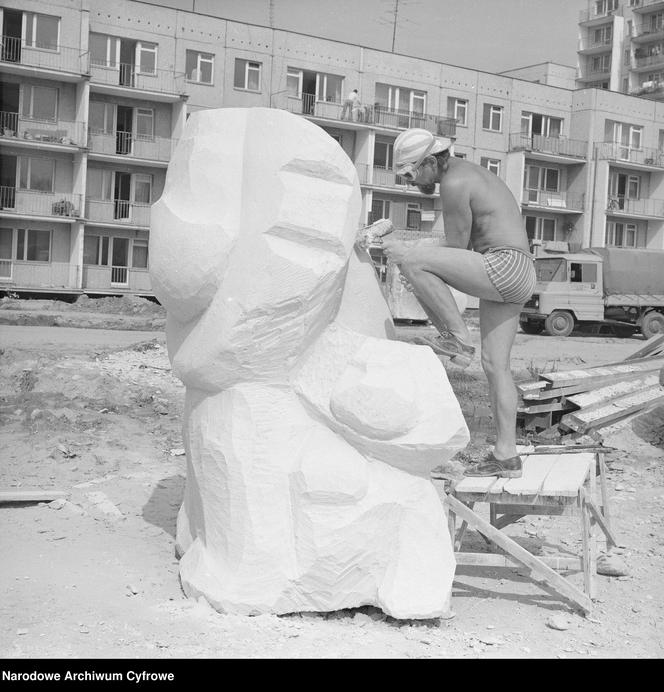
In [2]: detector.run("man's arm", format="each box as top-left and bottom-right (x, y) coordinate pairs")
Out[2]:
(440, 180), (472, 249)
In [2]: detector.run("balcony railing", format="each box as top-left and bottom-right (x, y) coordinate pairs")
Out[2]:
(606, 196), (664, 217)
(579, 7), (618, 23)
(633, 53), (664, 70)
(597, 142), (664, 166)
(90, 61), (185, 95)
(0, 112), (86, 146)
(88, 131), (174, 161)
(0, 260), (72, 288)
(509, 133), (588, 159)
(632, 0), (664, 12)
(0, 35), (87, 74)
(356, 164), (412, 187)
(0, 187), (82, 218)
(82, 264), (152, 292)
(578, 37), (613, 51)
(85, 199), (151, 227)
(522, 190), (585, 211)
(276, 93), (457, 136)
(631, 80), (664, 96)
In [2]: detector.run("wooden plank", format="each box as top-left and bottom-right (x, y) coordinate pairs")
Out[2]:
(531, 444), (611, 454)
(565, 374), (660, 410)
(623, 334), (664, 362)
(540, 359), (664, 388)
(580, 488), (618, 549)
(516, 380), (548, 396)
(562, 385), (664, 432)
(502, 454), (561, 496)
(444, 494), (592, 614)
(491, 503), (575, 516)
(486, 478), (510, 497)
(538, 453), (593, 497)
(518, 400), (572, 414)
(455, 491), (574, 506)
(453, 475), (503, 495)
(454, 553), (582, 571)
(0, 490), (67, 503)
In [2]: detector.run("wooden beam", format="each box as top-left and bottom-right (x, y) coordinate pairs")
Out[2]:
(444, 494), (592, 614)
(580, 488), (618, 549)
(455, 553), (582, 571)
(623, 334), (664, 362)
(565, 374), (660, 410)
(0, 490), (67, 503)
(538, 454), (593, 497)
(540, 359), (664, 389)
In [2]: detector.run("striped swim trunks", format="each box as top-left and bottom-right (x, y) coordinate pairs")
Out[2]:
(482, 246), (536, 304)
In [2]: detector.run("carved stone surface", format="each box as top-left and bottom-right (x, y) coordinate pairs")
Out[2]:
(149, 108), (469, 619)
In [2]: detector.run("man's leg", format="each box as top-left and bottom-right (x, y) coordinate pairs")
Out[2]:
(478, 298), (522, 461)
(398, 246), (502, 344)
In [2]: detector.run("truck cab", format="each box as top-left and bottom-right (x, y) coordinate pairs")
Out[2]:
(520, 253), (604, 336)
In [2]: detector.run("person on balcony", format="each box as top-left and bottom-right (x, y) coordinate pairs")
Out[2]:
(341, 89), (361, 121)
(378, 128), (536, 479)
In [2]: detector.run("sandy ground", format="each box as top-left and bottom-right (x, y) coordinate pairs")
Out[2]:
(0, 296), (663, 659)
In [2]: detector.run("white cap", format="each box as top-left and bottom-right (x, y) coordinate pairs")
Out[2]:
(393, 129), (453, 175)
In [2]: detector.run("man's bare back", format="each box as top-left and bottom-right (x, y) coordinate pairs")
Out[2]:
(440, 158), (529, 255)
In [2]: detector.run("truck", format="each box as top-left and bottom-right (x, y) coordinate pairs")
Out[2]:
(519, 247), (664, 339)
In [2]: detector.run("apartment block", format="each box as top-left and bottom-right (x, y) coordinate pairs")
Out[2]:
(0, 0), (663, 298)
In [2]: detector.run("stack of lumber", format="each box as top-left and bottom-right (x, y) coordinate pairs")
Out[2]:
(517, 334), (664, 440)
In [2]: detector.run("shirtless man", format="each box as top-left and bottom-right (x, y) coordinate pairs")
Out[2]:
(379, 128), (536, 478)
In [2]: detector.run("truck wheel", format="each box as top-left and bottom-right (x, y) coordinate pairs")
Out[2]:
(640, 311), (664, 340)
(544, 310), (575, 337)
(520, 320), (544, 335)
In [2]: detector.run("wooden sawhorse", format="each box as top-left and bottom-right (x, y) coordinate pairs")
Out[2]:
(441, 451), (617, 615)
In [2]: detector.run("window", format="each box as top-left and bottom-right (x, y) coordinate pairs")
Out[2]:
(659, 129), (664, 151)
(447, 97), (467, 127)
(521, 112), (563, 138)
(185, 50), (214, 84)
(605, 120), (642, 158)
(89, 33), (119, 67)
(133, 175), (152, 204)
(15, 229), (50, 262)
(375, 83), (427, 115)
(18, 157), (54, 192)
(594, 0), (618, 16)
(370, 198), (390, 224)
(454, 152), (467, 159)
(591, 54), (611, 73)
(569, 263), (598, 284)
(24, 12), (59, 50)
(593, 25), (612, 45)
(526, 217), (557, 243)
(374, 142), (393, 169)
(137, 42), (157, 75)
(234, 59), (261, 91)
(480, 158), (501, 175)
(525, 164), (560, 204)
(482, 104), (503, 132)
(89, 101), (113, 134)
(132, 240), (148, 269)
(606, 222), (639, 247)
(406, 203), (421, 230)
(83, 235), (100, 265)
(136, 109), (154, 141)
(650, 12), (664, 32)
(287, 68), (302, 97)
(87, 168), (113, 200)
(21, 85), (57, 122)
(316, 73), (342, 102)
(535, 257), (566, 282)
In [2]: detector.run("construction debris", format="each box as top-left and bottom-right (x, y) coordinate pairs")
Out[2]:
(517, 335), (664, 443)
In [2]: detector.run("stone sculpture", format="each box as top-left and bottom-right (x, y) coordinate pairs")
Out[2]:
(149, 108), (470, 619)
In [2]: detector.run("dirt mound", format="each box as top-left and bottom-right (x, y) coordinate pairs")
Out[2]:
(72, 295), (164, 316)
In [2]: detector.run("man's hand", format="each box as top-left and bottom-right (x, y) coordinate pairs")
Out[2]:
(380, 237), (412, 265)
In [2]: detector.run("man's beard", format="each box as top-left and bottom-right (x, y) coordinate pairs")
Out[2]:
(418, 183), (436, 195)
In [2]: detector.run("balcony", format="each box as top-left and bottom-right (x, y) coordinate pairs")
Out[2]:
(89, 62), (186, 100)
(631, 0), (664, 13)
(0, 112), (86, 147)
(0, 36), (87, 77)
(632, 24), (664, 41)
(276, 93), (457, 136)
(82, 265), (152, 292)
(509, 133), (588, 160)
(597, 142), (664, 167)
(85, 199), (151, 228)
(579, 7), (618, 24)
(88, 131), (174, 163)
(606, 196), (664, 218)
(521, 190), (585, 212)
(578, 37), (613, 54)
(0, 260), (72, 288)
(357, 164), (412, 188)
(631, 79), (664, 97)
(632, 51), (664, 70)
(0, 187), (82, 220)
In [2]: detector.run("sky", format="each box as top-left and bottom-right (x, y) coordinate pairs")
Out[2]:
(152, 0), (584, 74)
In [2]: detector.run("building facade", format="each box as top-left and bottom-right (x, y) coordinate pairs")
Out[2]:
(1, 0), (663, 297)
